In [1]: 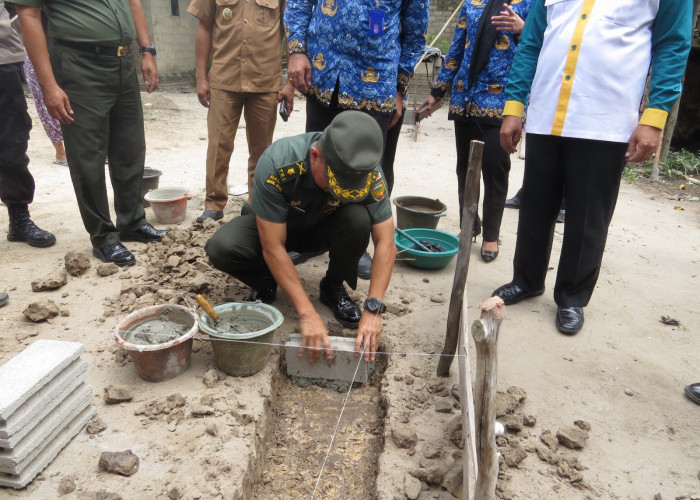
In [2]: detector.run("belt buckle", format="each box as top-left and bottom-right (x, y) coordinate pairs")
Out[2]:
(116, 45), (129, 57)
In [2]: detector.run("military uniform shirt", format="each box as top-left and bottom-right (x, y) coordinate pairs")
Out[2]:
(11, 0), (136, 45)
(187, 0), (283, 93)
(0, 2), (25, 64)
(251, 132), (392, 234)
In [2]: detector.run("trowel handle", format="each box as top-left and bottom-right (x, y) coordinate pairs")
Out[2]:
(195, 294), (218, 321)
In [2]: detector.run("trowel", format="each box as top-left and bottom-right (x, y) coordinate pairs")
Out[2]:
(194, 294), (219, 325)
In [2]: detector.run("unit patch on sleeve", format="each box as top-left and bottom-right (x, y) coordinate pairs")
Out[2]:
(277, 161), (308, 183)
(370, 171), (387, 201)
(265, 174), (282, 192)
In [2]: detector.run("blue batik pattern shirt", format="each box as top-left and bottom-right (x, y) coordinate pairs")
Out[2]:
(432, 0), (533, 122)
(285, 0), (430, 115)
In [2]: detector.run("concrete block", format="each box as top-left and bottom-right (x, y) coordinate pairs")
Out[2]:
(0, 340), (84, 424)
(0, 359), (88, 441)
(284, 334), (369, 384)
(0, 403), (94, 489)
(0, 383), (93, 472)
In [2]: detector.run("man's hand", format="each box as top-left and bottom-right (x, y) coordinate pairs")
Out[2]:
(288, 53), (312, 93)
(500, 115), (522, 154)
(43, 85), (74, 124)
(277, 80), (295, 115)
(298, 310), (333, 362)
(418, 95), (441, 118)
(389, 92), (404, 129)
(196, 78), (210, 108)
(141, 52), (158, 93)
(355, 310), (382, 361)
(626, 124), (663, 163)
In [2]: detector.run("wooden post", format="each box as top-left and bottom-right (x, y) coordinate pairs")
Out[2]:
(652, 96), (681, 182)
(457, 296), (478, 499)
(437, 140), (484, 377)
(472, 297), (505, 500)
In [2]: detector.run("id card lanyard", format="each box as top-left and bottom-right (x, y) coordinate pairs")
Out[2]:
(368, 1), (384, 36)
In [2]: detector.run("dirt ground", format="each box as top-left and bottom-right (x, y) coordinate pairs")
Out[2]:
(1, 88), (699, 500)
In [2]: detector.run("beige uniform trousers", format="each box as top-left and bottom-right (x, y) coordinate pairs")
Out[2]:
(205, 88), (278, 210)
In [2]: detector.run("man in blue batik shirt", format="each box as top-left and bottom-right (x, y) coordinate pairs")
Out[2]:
(285, 0), (429, 278)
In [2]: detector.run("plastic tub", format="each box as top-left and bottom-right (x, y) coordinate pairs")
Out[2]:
(141, 167), (162, 208)
(144, 187), (188, 224)
(393, 196), (447, 229)
(114, 304), (199, 382)
(394, 228), (459, 270)
(199, 302), (283, 377)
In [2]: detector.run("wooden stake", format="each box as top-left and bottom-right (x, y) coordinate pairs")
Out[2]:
(437, 140), (484, 377)
(472, 297), (505, 500)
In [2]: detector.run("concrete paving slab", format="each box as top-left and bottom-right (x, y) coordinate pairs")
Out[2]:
(285, 334), (369, 384)
(0, 403), (94, 489)
(0, 383), (93, 472)
(0, 359), (88, 441)
(0, 340), (84, 425)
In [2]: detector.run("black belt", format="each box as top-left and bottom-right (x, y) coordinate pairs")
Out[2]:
(54, 39), (131, 57)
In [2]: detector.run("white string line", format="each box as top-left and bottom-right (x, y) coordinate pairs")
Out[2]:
(311, 343), (366, 500)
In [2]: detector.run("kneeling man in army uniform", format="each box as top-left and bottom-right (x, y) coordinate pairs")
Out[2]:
(206, 111), (396, 361)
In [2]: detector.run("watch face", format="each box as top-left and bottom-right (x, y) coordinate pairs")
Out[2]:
(365, 298), (383, 313)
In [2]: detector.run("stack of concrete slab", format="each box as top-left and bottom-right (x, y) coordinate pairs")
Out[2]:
(0, 339), (94, 489)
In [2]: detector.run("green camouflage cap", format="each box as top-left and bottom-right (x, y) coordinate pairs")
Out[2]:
(320, 111), (384, 202)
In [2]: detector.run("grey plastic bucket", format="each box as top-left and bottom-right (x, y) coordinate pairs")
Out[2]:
(141, 167), (162, 207)
(393, 196), (447, 230)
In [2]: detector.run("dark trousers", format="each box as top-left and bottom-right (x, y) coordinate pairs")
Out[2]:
(51, 44), (147, 248)
(205, 204), (371, 292)
(513, 133), (627, 307)
(0, 63), (35, 206)
(305, 95), (392, 191)
(454, 120), (510, 241)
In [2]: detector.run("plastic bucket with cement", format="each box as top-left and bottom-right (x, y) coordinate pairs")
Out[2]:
(144, 187), (188, 224)
(114, 304), (199, 382)
(393, 196), (447, 230)
(141, 167), (162, 208)
(199, 302), (283, 377)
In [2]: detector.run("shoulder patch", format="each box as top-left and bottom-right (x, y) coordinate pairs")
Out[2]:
(370, 171), (387, 201)
(277, 161), (308, 183)
(265, 174), (282, 192)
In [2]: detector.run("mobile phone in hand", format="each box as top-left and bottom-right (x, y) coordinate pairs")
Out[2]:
(279, 100), (288, 122)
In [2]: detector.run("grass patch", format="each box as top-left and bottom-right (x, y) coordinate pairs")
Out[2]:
(623, 149), (700, 182)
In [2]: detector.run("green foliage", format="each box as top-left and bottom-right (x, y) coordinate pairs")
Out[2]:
(427, 33), (451, 55)
(623, 149), (700, 182)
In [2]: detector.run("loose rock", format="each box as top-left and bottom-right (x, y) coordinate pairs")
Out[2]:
(540, 430), (558, 450)
(495, 391), (519, 417)
(574, 420), (591, 431)
(192, 405), (215, 417)
(65, 250), (91, 276)
(167, 486), (184, 500)
(93, 491), (123, 500)
(31, 269), (68, 292)
(23, 299), (60, 322)
(556, 426), (589, 450)
(404, 472), (422, 500)
(58, 476), (76, 495)
(97, 263), (120, 277)
(98, 450), (140, 476)
(103, 385), (133, 404)
(86, 417), (107, 434)
(435, 399), (453, 413)
(206, 423), (219, 436)
(409, 466), (446, 486)
(391, 425), (418, 449)
(503, 412), (524, 433)
(442, 461), (463, 497)
(446, 415), (463, 448)
(523, 414), (537, 427)
(501, 443), (528, 467)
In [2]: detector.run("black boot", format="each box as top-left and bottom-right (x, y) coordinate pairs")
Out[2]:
(7, 204), (56, 248)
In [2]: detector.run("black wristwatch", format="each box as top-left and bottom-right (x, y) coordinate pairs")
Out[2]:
(139, 44), (156, 56)
(363, 297), (386, 314)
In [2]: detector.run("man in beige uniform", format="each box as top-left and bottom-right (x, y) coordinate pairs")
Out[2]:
(188, 0), (294, 223)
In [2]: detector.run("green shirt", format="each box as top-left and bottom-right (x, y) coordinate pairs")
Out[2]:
(251, 132), (392, 234)
(11, 0), (136, 45)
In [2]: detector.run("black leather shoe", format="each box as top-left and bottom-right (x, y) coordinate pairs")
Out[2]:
(358, 252), (372, 280)
(480, 247), (499, 263)
(492, 282), (544, 305)
(319, 277), (361, 328)
(121, 223), (167, 243)
(93, 242), (135, 267)
(684, 383), (700, 405)
(7, 204), (56, 248)
(504, 193), (521, 209)
(472, 214), (482, 241)
(555, 306), (584, 335)
(196, 210), (223, 223)
(246, 286), (277, 304)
